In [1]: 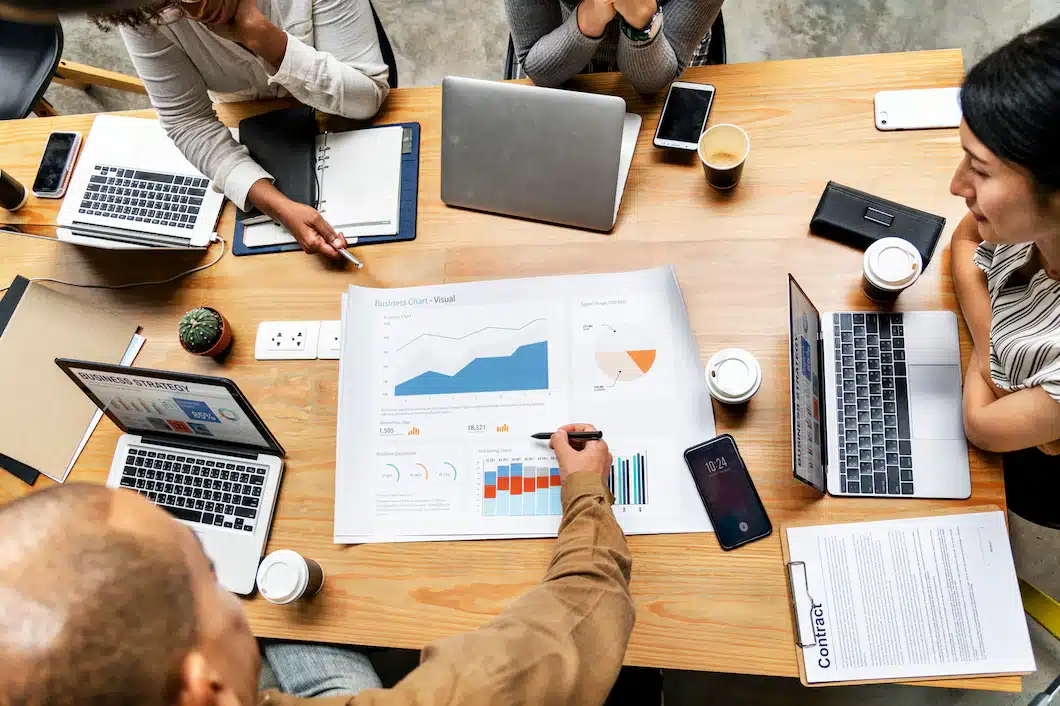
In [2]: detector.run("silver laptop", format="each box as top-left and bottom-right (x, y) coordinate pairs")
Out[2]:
(787, 275), (970, 499)
(57, 359), (285, 595)
(57, 115), (225, 250)
(441, 76), (641, 232)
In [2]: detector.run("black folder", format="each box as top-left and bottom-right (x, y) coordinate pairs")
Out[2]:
(237, 105), (319, 213)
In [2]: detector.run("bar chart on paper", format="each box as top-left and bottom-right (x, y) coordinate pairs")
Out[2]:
(482, 461), (562, 517)
(608, 452), (648, 506)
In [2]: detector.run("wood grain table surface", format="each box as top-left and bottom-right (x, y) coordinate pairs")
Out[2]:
(0, 49), (1018, 691)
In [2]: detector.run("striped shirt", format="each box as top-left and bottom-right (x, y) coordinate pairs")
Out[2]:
(975, 241), (1060, 402)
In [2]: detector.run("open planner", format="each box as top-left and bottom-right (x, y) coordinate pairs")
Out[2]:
(781, 507), (1035, 686)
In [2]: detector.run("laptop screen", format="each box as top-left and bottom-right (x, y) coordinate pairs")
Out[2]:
(787, 276), (826, 492)
(60, 363), (280, 453)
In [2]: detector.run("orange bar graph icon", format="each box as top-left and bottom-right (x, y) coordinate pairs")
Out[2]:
(496, 423), (509, 432)
(408, 427), (421, 436)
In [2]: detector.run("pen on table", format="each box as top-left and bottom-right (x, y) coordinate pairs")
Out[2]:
(531, 431), (603, 441)
(339, 246), (364, 269)
(241, 214), (273, 226)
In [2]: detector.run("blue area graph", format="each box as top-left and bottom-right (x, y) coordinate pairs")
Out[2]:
(395, 341), (549, 396)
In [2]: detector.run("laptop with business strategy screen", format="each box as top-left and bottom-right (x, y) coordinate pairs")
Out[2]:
(787, 275), (970, 499)
(56, 115), (225, 250)
(441, 76), (641, 232)
(55, 359), (285, 595)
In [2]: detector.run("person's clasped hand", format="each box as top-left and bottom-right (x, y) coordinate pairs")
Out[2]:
(179, 0), (267, 45)
(550, 423), (613, 482)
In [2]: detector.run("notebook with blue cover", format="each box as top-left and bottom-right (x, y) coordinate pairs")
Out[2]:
(233, 122), (420, 256)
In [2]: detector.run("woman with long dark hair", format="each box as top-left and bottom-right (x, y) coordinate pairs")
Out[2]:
(949, 15), (1060, 526)
(96, 0), (390, 260)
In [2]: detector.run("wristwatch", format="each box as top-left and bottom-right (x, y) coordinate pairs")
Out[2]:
(620, 2), (663, 42)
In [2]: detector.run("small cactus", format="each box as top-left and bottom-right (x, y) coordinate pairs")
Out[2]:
(179, 307), (224, 354)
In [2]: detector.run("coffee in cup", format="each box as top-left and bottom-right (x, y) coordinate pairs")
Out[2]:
(697, 124), (749, 190)
(256, 550), (325, 604)
(0, 170), (28, 212)
(861, 237), (922, 303)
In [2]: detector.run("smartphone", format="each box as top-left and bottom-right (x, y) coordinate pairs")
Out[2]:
(684, 435), (772, 550)
(654, 81), (716, 150)
(874, 87), (961, 131)
(32, 131), (82, 198)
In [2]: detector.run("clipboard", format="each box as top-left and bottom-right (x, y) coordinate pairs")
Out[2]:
(780, 505), (1024, 691)
(233, 122), (420, 256)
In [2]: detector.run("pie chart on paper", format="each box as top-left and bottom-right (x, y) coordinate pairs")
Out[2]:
(594, 324), (658, 384)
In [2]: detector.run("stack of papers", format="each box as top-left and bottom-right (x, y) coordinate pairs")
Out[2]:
(333, 265), (717, 543)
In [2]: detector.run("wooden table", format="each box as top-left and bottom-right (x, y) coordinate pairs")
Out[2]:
(0, 49), (1017, 692)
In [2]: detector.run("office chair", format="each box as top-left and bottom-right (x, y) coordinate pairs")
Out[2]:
(1004, 448), (1060, 706)
(504, 9), (726, 81)
(0, 19), (63, 119)
(370, 1), (398, 89)
(0, 18), (145, 120)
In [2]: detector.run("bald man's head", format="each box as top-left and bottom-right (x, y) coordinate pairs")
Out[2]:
(0, 485), (260, 706)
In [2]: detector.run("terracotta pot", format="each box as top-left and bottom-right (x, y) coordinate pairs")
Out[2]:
(184, 307), (233, 357)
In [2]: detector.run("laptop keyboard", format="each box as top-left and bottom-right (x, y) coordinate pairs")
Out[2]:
(832, 312), (914, 496)
(79, 165), (208, 230)
(119, 447), (265, 532)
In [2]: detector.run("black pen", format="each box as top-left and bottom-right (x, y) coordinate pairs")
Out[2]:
(531, 431), (603, 441)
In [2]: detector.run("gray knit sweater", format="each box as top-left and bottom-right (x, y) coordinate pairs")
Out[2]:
(505, 0), (724, 94)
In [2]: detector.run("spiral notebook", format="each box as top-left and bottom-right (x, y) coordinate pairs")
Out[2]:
(242, 125), (404, 248)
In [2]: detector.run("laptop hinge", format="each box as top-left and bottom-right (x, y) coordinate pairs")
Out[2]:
(817, 327), (829, 471)
(137, 436), (260, 460)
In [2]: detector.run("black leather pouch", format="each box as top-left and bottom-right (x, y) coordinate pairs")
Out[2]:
(809, 181), (946, 266)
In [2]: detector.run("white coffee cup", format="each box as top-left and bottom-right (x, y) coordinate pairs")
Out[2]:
(705, 348), (762, 404)
(256, 550), (325, 604)
(862, 237), (922, 302)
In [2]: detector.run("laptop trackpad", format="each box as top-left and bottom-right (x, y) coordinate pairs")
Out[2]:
(907, 364), (965, 440)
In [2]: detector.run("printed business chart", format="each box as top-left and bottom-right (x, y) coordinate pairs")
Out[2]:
(334, 266), (716, 542)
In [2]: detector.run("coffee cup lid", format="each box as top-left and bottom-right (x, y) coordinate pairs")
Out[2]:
(257, 550), (309, 604)
(705, 348), (762, 403)
(865, 238), (922, 289)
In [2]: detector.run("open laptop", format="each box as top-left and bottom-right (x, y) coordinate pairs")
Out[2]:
(787, 275), (970, 499)
(56, 359), (285, 594)
(57, 115), (225, 250)
(440, 76), (641, 232)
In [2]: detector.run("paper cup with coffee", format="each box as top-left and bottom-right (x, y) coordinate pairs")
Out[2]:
(256, 550), (325, 604)
(705, 348), (762, 404)
(697, 124), (749, 190)
(862, 237), (922, 303)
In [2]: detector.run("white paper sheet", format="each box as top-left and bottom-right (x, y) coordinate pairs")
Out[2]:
(334, 265), (716, 543)
(316, 126), (402, 237)
(56, 332), (146, 482)
(787, 510), (1035, 683)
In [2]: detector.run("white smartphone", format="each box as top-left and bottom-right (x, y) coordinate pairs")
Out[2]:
(874, 87), (961, 131)
(654, 81), (716, 150)
(32, 131), (82, 198)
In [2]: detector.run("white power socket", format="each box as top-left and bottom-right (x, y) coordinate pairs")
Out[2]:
(255, 321), (321, 360)
(317, 321), (342, 360)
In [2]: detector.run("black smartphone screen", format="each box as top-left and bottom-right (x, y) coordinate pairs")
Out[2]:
(33, 132), (77, 194)
(656, 85), (715, 144)
(685, 435), (772, 550)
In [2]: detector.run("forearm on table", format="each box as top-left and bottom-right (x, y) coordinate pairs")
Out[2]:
(964, 359), (1060, 452)
(950, 215), (992, 354)
(617, 0), (721, 94)
(358, 473), (634, 706)
(512, 5), (603, 87)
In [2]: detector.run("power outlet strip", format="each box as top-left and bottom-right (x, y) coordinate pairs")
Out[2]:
(254, 321), (342, 360)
